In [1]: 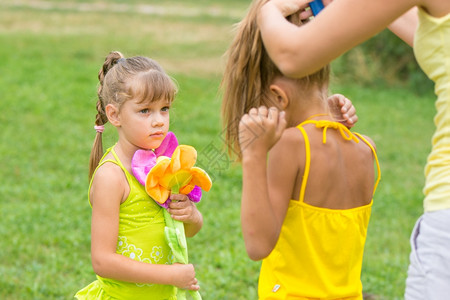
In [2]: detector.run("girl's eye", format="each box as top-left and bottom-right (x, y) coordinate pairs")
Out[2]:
(161, 106), (170, 112)
(140, 108), (149, 114)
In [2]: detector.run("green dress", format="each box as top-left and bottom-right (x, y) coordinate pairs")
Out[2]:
(75, 147), (177, 300)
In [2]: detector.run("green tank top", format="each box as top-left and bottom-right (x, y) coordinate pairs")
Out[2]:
(75, 147), (176, 300)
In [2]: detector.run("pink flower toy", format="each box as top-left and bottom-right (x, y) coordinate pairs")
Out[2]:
(131, 132), (212, 300)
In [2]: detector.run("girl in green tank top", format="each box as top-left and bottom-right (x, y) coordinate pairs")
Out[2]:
(75, 52), (203, 300)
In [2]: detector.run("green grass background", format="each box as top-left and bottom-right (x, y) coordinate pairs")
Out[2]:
(0, 1), (436, 299)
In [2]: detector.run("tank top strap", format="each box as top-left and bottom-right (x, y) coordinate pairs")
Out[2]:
(295, 120), (381, 202)
(296, 124), (311, 203)
(301, 119), (360, 144)
(91, 146), (127, 175)
(353, 132), (381, 195)
(109, 147), (125, 169)
(88, 146), (132, 206)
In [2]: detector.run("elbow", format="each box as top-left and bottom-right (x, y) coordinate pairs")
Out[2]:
(271, 47), (326, 79)
(242, 226), (279, 261)
(267, 42), (307, 78)
(247, 249), (270, 261)
(276, 57), (321, 79)
(244, 240), (275, 261)
(276, 59), (303, 78)
(91, 255), (109, 278)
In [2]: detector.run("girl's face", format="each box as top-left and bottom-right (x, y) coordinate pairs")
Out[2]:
(117, 97), (171, 150)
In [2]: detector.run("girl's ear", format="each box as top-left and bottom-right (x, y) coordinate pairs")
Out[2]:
(269, 84), (289, 110)
(105, 104), (121, 127)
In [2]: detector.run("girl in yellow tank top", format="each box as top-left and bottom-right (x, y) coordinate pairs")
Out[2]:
(221, 1), (380, 299)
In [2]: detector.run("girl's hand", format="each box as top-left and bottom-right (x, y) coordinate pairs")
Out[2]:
(239, 106), (287, 158)
(327, 94), (358, 128)
(171, 263), (200, 291)
(168, 194), (202, 225)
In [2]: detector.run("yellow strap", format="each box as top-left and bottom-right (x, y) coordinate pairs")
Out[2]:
(301, 120), (360, 144)
(296, 120), (381, 201)
(297, 126), (311, 203)
(353, 132), (381, 195)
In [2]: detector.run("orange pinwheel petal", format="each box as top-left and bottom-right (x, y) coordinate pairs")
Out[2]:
(160, 170), (192, 190)
(190, 167), (212, 192)
(146, 157), (171, 187)
(180, 184), (195, 195)
(170, 145), (197, 172)
(145, 145), (212, 204)
(148, 186), (170, 204)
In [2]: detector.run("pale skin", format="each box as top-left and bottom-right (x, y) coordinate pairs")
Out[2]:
(89, 97), (202, 291)
(258, 0), (450, 78)
(239, 76), (376, 260)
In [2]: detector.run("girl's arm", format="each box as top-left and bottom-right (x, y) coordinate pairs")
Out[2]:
(90, 163), (199, 290)
(239, 107), (298, 261)
(258, 0), (415, 78)
(388, 7), (418, 47)
(167, 194), (203, 237)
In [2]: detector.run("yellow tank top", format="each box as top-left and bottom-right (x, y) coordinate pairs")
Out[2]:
(75, 147), (176, 300)
(258, 120), (381, 300)
(414, 8), (450, 212)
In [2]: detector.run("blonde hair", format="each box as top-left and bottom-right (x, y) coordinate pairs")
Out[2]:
(89, 51), (178, 180)
(221, 0), (330, 159)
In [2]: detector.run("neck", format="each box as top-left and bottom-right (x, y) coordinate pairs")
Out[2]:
(287, 94), (329, 127)
(113, 139), (140, 172)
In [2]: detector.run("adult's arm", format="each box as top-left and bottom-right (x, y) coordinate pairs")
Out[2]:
(388, 7), (418, 47)
(258, 0), (416, 78)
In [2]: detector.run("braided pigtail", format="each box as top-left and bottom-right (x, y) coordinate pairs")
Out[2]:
(88, 51), (177, 180)
(88, 51), (124, 180)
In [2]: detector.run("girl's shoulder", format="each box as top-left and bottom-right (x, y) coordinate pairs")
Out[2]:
(357, 134), (377, 152)
(270, 126), (306, 164)
(280, 126), (306, 144)
(90, 159), (129, 205)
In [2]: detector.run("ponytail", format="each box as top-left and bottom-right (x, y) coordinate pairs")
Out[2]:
(88, 51), (124, 180)
(221, 0), (330, 160)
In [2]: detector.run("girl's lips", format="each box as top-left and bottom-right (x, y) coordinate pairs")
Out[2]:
(150, 132), (165, 138)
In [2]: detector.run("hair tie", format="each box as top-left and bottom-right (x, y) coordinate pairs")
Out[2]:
(94, 125), (104, 133)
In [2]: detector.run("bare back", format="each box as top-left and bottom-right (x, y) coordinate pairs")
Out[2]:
(292, 122), (377, 210)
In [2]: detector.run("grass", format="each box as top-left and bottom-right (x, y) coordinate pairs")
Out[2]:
(0, 1), (436, 299)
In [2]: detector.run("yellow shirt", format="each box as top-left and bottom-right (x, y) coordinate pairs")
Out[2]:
(258, 121), (380, 300)
(414, 8), (450, 212)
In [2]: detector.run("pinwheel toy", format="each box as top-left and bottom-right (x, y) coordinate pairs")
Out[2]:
(131, 132), (212, 300)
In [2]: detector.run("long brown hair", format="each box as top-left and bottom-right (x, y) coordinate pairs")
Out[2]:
(221, 0), (330, 159)
(89, 51), (178, 180)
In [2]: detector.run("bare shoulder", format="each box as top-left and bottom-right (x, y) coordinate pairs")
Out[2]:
(278, 126), (304, 147)
(272, 126), (304, 149)
(90, 161), (128, 206)
(358, 134), (377, 153)
(94, 162), (126, 186)
(270, 126), (305, 166)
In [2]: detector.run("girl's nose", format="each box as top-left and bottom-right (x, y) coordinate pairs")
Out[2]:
(152, 113), (164, 127)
